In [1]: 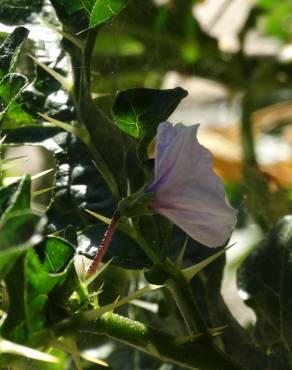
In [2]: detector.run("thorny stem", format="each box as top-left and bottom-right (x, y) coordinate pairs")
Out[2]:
(53, 312), (242, 370)
(164, 265), (207, 336)
(85, 218), (211, 341)
(86, 210), (120, 276)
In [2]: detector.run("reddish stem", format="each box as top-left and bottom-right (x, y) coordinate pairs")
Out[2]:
(85, 210), (119, 276)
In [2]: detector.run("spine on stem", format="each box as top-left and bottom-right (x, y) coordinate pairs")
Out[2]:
(85, 210), (119, 276)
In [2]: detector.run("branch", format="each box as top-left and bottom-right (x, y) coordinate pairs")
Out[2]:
(54, 312), (242, 370)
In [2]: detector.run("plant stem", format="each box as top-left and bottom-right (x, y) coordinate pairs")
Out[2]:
(80, 30), (122, 200)
(165, 272), (205, 335)
(54, 312), (242, 370)
(241, 88), (271, 230)
(162, 261), (243, 370)
(86, 210), (119, 275)
(241, 90), (257, 167)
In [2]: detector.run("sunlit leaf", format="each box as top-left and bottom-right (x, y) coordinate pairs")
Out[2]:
(38, 236), (75, 273)
(24, 238), (75, 333)
(0, 27), (29, 78)
(6, 127), (115, 233)
(81, 0), (96, 12)
(112, 87), (187, 160)
(0, 73), (32, 128)
(89, 0), (125, 28)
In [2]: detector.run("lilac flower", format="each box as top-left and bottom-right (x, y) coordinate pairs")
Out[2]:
(147, 122), (237, 247)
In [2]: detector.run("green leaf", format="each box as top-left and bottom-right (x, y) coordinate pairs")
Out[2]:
(0, 211), (46, 279)
(1, 236), (75, 340)
(258, 0), (275, 8)
(89, 0), (125, 28)
(263, 3), (292, 41)
(81, 0), (96, 12)
(238, 215), (292, 367)
(113, 87), (187, 139)
(36, 236), (75, 274)
(0, 73), (33, 129)
(1, 256), (27, 342)
(0, 73), (28, 111)
(0, 181), (19, 217)
(0, 210), (45, 253)
(6, 127), (116, 231)
(1, 174), (31, 220)
(112, 87), (187, 159)
(0, 176), (43, 278)
(0, 27), (29, 79)
(25, 237), (75, 333)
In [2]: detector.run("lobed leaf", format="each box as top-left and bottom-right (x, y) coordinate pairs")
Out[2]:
(6, 127), (116, 231)
(1, 236), (75, 341)
(25, 237), (75, 333)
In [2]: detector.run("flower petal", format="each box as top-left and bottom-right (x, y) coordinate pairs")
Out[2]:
(147, 122), (237, 247)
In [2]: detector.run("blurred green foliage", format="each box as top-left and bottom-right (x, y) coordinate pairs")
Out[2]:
(258, 0), (292, 41)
